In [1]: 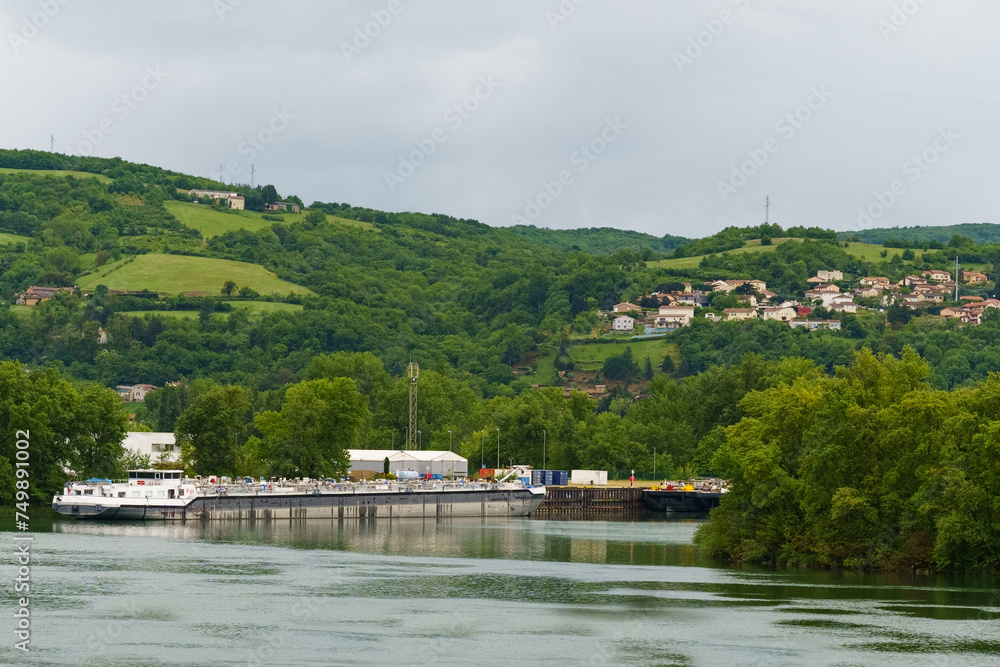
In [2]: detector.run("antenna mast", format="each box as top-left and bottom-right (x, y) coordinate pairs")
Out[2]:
(50, 134), (54, 152)
(250, 163), (256, 188)
(407, 362), (419, 450)
(764, 195), (770, 224)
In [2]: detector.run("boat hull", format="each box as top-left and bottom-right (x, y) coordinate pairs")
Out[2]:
(641, 490), (723, 513)
(53, 488), (545, 521)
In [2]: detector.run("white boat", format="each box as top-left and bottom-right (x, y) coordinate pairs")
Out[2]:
(51, 470), (546, 520)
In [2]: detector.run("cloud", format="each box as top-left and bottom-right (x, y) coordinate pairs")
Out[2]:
(1, 0), (997, 237)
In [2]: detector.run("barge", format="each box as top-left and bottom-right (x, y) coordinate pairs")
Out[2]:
(52, 470), (546, 521)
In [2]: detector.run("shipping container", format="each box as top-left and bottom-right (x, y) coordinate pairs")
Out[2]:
(570, 470), (608, 486)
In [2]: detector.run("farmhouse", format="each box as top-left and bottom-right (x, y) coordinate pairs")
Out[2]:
(267, 201), (301, 213)
(807, 270), (844, 283)
(14, 286), (76, 306)
(656, 305), (695, 328)
(188, 189), (245, 210)
(962, 270), (989, 284)
(115, 384), (160, 402)
(612, 315), (635, 331)
(612, 302), (642, 314)
(723, 308), (757, 321)
(923, 269), (951, 282)
(762, 306), (796, 322)
(860, 277), (890, 287)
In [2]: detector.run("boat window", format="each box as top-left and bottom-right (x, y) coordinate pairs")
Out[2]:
(157, 491), (165, 498)
(131, 491), (139, 498)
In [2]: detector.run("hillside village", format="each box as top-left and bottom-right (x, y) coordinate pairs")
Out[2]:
(606, 267), (997, 333)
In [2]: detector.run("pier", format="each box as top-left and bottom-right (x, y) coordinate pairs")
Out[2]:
(533, 486), (646, 518)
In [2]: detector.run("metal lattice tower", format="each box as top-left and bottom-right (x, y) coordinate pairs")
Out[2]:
(407, 362), (419, 450)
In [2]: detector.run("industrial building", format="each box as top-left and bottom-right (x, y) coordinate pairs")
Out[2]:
(348, 450), (468, 478)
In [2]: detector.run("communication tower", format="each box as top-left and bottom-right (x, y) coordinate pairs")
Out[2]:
(407, 362), (419, 450)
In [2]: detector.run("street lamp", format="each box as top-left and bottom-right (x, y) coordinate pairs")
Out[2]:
(542, 429), (547, 471)
(480, 432), (484, 469)
(496, 428), (500, 469)
(418, 430), (422, 449)
(448, 430), (452, 453)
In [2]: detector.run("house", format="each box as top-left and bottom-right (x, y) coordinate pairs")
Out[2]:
(854, 287), (881, 299)
(713, 279), (767, 293)
(830, 302), (858, 314)
(923, 269), (951, 282)
(675, 292), (710, 307)
(188, 189), (244, 210)
(789, 319), (842, 331)
(762, 306), (797, 322)
(812, 283), (840, 294)
(14, 286), (76, 306)
(797, 306), (813, 317)
(960, 296), (985, 303)
(612, 316), (635, 331)
(860, 277), (890, 287)
(266, 201), (301, 213)
(901, 275), (926, 287)
(115, 384), (160, 403)
(612, 302), (643, 314)
(962, 270), (990, 284)
(736, 294), (758, 308)
(808, 270), (844, 283)
(940, 307), (968, 319)
(657, 306), (695, 328)
(723, 308), (757, 321)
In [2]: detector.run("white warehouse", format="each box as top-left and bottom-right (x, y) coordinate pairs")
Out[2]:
(348, 450), (468, 478)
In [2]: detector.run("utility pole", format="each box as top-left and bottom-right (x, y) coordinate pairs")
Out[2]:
(407, 362), (419, 450)
(955, 256), (960, 302)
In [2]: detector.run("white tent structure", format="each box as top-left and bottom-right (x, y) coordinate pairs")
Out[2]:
(348, 450), (468, 478)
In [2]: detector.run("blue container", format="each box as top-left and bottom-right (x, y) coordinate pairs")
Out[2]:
(432, 474), (443, 480)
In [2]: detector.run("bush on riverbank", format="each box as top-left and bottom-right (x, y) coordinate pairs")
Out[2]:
(694, 346), (1000, 573)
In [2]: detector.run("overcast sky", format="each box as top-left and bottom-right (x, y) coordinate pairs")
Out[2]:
(1, 1), (996, 238)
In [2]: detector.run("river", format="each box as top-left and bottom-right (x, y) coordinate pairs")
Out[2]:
(2, 516), (998, 666)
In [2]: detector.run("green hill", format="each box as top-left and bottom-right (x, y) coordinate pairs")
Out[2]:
(507, 225), (687, 255)
(77, 253), (313, 296)
(839, 223), (1000, 245)
(0, 167), (112, 184)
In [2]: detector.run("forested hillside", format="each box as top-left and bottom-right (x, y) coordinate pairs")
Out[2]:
(506, 225), (687, 255)
(839, 223), (1000, 246)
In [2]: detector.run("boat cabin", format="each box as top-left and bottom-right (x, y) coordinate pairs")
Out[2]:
(61, 470), (196, 501)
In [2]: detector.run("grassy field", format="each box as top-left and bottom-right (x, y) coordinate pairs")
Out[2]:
(10, 305), (32, 318)
(165, 201), (375, 237)
(0, 168), (112, 184)
(646, 239), (965, 272)
(76, 253), (313, 296)
(122, 302), (304, 320)
(0, 232), (30, 246)
(568, 339), (677, 371)
(648, 238), (800, 270)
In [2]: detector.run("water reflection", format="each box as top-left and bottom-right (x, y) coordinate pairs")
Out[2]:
(8, 517), (1000, 666)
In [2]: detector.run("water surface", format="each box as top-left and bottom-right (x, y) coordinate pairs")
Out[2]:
(2, 517), (998, 666)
